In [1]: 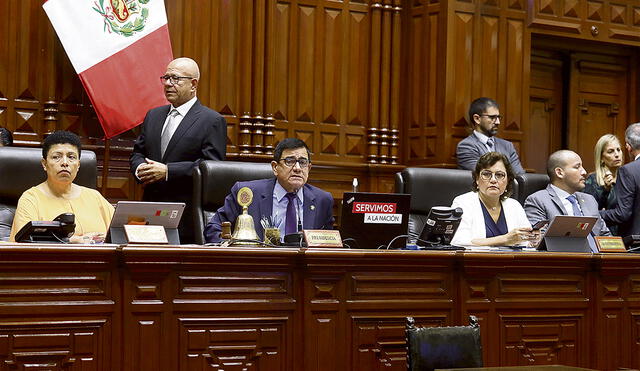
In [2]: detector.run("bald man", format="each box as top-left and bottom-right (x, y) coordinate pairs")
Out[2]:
(524, 150), (610, 251)
(130, 57), (226, 244)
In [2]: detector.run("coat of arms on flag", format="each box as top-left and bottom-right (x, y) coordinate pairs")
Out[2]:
(93, 0), (150, 37)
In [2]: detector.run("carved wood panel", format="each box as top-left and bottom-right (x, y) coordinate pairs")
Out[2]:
(499, 314), (586, 366)
(0, 320), (108, 371)
(178, 317), (289, 370)
(529, 0), (640, 47)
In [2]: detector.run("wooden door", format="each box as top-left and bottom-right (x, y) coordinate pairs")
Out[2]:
(529, 37), (638, 174)
(528, 49), (564, 173)
(568, 52), (630, 173)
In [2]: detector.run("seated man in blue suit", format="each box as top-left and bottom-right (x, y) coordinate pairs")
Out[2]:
(524, 150), (610, 251)
(204, 138), (334, 243)
(456, 97), (525, 175)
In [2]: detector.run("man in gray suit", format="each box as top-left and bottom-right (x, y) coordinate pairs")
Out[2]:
(600, 123), (640, 237)
(524, 150), (610, 251)
(456, 97), (525, 175)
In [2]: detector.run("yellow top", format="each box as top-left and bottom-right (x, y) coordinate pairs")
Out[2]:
(9, 184), (114, 242)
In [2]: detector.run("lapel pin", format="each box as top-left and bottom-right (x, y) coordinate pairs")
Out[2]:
(310, 205), (315, 211)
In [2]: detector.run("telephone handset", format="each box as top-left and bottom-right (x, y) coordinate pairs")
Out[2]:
(14, 213), (76, 243)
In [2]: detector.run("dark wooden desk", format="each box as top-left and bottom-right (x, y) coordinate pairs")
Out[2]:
(437, 365), (598, 371)
(0, 246), (639, 370)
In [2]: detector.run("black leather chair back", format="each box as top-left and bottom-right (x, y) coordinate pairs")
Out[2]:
(395, 168), (474, 241)
(192, 160), (275, 244)
(515, 173), (550, 204)
(0, 147), (97, 241)
(406, 316), (483, 371)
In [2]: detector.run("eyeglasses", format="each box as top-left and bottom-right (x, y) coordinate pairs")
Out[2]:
(49, 153), (79, 163)
(279, 156), (310, 168)
(479, 170), (507, 181)
(480, 114), (503, 122)
(160, 75), (194, 85)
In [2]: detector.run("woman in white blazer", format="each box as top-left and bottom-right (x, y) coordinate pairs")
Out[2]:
(451, 152), (533, 246)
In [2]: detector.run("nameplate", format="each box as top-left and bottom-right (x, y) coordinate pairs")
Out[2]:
(595, 236), (626, 253)
(303, 230), (343, 248)
(124, 224), (169, 244)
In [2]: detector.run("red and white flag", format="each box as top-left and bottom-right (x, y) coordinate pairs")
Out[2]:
(43, 0), (173, 138)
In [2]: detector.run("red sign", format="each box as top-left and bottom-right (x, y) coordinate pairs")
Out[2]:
(352, 202), (397, 214)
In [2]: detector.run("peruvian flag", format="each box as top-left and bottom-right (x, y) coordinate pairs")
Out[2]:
(43, 0), (173, 138)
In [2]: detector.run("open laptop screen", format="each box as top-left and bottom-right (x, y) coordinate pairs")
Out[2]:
(340, 192), (410, 249)
(107, 201), (185, 244)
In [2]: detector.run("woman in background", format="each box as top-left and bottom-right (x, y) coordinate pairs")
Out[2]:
(584, 134), (623, 234)
(451, 152), (533, 247)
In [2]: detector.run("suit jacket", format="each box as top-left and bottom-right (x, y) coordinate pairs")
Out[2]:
(204, 178), (335, 243)
(524, 184), (610, 236)
(130, 99), (226, 242)
(600, 159), (640, 237)
(456, 133), (525, 175)
(450, 191), (531, 246)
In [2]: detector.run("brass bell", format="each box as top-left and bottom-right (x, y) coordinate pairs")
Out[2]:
(230, 187), (260, 246)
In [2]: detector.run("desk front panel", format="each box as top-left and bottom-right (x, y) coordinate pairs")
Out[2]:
(0, 246), (639, 370)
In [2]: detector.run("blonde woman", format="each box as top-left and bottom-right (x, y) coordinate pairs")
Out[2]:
(584, 134), (623, 234)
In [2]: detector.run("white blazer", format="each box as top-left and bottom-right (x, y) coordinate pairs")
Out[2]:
(450, 191), (531, 246)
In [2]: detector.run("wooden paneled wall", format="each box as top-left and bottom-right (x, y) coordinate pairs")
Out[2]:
(1, 0), (640, 201)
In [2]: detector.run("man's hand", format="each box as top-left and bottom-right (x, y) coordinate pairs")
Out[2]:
(137, 158), (168, 185)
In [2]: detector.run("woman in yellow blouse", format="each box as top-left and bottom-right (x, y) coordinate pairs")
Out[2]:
(9, 131), (114, 243)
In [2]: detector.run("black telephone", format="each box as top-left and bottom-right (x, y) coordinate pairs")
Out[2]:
(14, 213), (76, 243)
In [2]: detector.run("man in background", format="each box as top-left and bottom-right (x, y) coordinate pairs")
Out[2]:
(524, 150), (610, 251)
(130, 57), (227, 244)
(600, 123), (640, 237)
(457, 97), (525, 175)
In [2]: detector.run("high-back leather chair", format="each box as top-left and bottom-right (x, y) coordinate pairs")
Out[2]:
(395, 168), (474, 241)
(406, 316), (483, 371)
(515, 173), (550, 204)
(0, 147), (97, 241)
(192, 160), (275, 245)
(395, 167), (520, 242)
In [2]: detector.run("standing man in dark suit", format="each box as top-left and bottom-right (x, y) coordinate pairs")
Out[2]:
(130, 57), (226, 244)
(204, 138), (334, 243)
(601, 123), (640, 237)
(524, 150), (610, 251)
(457, 97), (525, 175)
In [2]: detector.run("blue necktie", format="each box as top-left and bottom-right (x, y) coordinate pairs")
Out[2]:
(486, 138), (494, 152)
(285, 193), (298, 235)
(566, 195), (598, 252)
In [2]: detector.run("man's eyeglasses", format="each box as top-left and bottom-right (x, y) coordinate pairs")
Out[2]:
(480, 114), (503, 122)
(479, 170), (506, 181)
(160, 75), (194, 85)
(279, 156), (310, 168)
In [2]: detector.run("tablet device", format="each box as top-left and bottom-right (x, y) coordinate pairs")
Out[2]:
(107, 201), (185, 245)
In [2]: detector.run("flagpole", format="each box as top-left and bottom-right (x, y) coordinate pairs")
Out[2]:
(101, 138), (110, 197)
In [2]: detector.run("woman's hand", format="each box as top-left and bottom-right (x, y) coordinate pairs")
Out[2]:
(603, 171), (614, 190)
(69, 232), (106, 244)
(504, 227), (534, 246)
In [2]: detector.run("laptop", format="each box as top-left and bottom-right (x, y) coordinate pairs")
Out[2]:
(107, 201), (185, 245)
(536, 215), (597, 252)
(340, 192), (411, 249)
